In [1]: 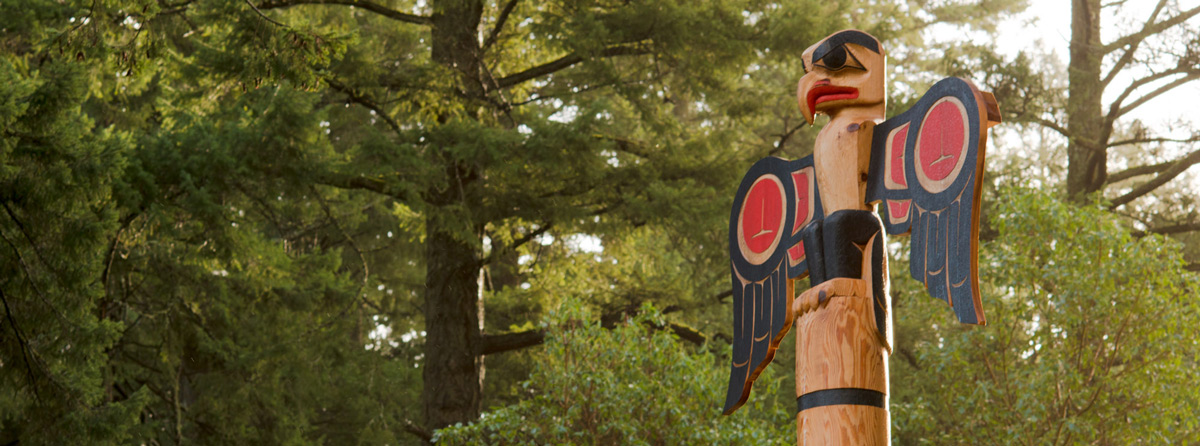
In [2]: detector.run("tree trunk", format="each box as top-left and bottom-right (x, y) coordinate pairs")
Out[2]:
(422, 0), (486, 432)
(421, 224), (484, 430)
(1066, 0), (1108, 202)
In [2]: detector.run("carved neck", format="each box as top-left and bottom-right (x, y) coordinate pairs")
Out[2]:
(812, 102), (885, 215)
(824, 103), (885, 129)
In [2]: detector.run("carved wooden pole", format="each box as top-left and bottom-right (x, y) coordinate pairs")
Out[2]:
(793, 31), (891, 444)
(723, 30), (1001, 446)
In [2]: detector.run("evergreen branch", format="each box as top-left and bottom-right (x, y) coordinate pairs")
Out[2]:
(496, 45), (651, 89)
(2, 202), (62, 280)
(1102, 4), (1200, 54)
(481, 222), (552, 267)
(312, 186), (369, 305)
(1100, 0), (1168, 88)
(324, 78), (404, 136)
(1109, 148), (1200, 208)
(245, 0), (289, 27)
(482, 0), (519, 51)
(102, 211), (142, 313)
(313, 172), (422, 207)
(256, 0), (432, 25)
(0, 286), (41, 401)
(0, 210), (72, 326)
(511, 78), (635, 106)
(595, 134), (651, 159)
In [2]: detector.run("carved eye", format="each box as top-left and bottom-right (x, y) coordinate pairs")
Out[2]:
(814, 45), (865, 72)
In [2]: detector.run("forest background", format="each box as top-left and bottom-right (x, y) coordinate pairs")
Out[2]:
(2, 0), (1199, 444)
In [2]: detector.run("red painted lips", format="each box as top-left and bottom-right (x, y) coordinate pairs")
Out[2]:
(806, 85), (860, 113)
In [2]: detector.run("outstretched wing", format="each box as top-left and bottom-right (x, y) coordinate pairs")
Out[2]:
(724, 156), (823, 415)
(865, 77), (999, 325)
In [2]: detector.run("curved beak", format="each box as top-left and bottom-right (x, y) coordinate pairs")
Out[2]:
(797, 77), (860, 125)
(797, 77), (816, 125)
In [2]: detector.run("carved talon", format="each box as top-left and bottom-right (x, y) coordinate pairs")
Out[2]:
(793, 277), (869, 317)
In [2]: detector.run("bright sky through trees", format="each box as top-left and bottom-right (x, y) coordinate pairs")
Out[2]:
(996, 1), (1200, 134)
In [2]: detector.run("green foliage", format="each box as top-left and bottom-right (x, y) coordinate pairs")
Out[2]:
(434, 300), (793, 446)
(10, 0), (1195, 444)
(0, 46), (149, 444)
(891, 187), (1200, 444)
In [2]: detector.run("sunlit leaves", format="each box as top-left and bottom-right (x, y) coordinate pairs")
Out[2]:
(891, 187), (1200, 444)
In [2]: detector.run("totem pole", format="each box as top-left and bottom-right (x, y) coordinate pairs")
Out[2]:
(722, 30), (1001, 444)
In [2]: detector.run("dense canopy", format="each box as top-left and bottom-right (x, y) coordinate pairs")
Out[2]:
(1, 0), (1198, 444)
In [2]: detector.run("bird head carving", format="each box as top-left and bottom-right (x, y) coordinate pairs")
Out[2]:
(797, 30), (886, 125)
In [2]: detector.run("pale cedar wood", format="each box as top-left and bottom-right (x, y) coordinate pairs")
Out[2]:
(794, 236), (890, 445)
(794, 30), (891, 445)
(796, 405), (889, 445)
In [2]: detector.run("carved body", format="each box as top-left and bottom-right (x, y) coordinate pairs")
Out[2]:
(813, 117), (875, 213)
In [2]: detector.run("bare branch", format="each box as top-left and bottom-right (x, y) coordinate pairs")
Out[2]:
(477, 298), (714, 356)
(1106, 66), (1193, 120)
(768, 120), (807, 157)
(1105, 161), (1172, 184)
(1100, 0), (1168, 88)
(1031, 117), (1072, 138)
(478, 329), (546, 355)
(1111, 72), (1200, 121)
(477, 318), (705, 356)
(1107, 134), (1200, 148)
(1146, 222), (1200, 235)
(256, 0), (432, 25)
(667, 323), (707, 345)
(482, 0), (519, 51)
(496, 46), (650, 89)
(1102, 4), (1200, 54)
(1109, 149), (1200, 208)
(403, 420), (432, 442)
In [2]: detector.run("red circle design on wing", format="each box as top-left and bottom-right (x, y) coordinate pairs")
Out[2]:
(917, 100), (966, 182)
(741, 179), (784, 254)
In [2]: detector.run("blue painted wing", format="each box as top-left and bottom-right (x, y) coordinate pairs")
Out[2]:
(723, 156), (823, 414)
(865, 77), (998, 325)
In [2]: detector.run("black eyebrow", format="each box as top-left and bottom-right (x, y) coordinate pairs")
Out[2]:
(812, 30), (880, 62)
